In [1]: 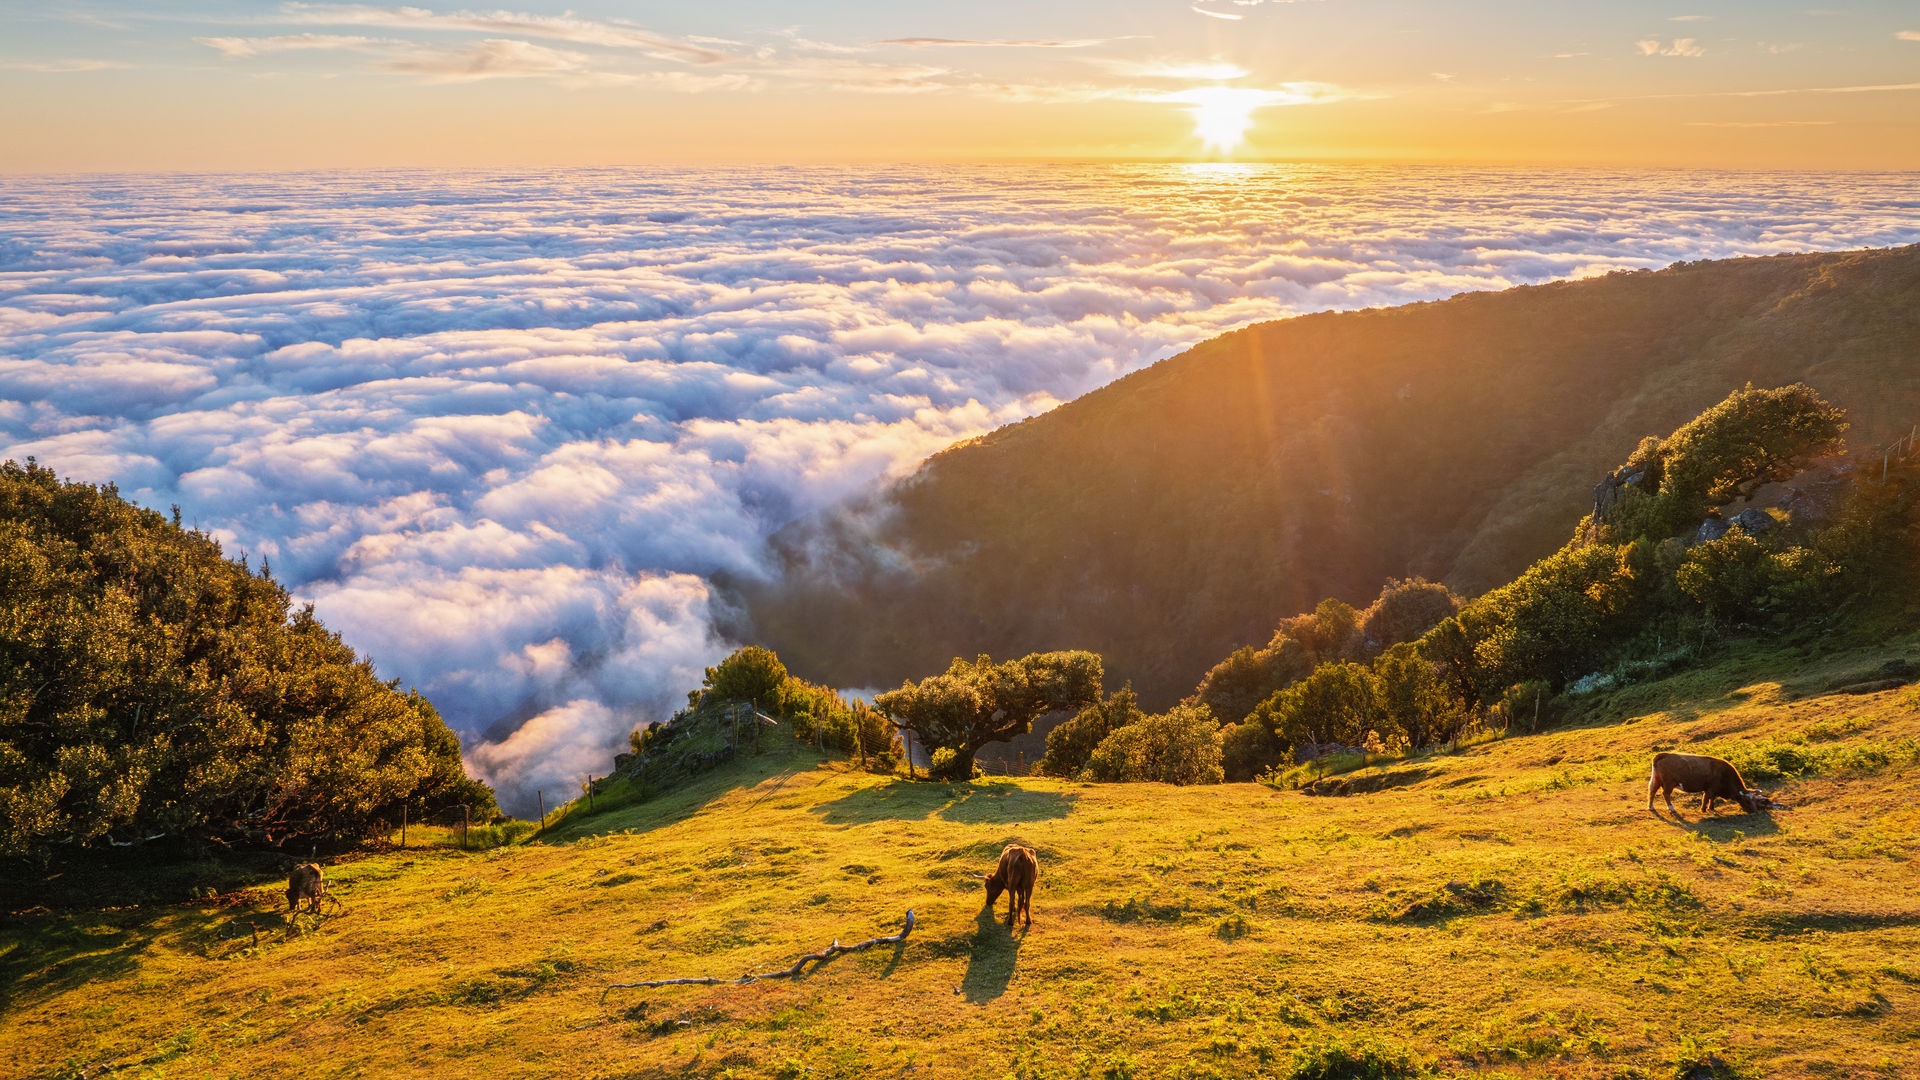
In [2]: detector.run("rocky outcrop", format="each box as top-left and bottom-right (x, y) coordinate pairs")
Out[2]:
(1592, 462), (1654, 520)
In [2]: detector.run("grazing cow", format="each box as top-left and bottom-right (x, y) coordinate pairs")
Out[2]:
(286, 863), (327, 914)
(1647, 752), (1766, 814)
(982, 845), (1038, 929)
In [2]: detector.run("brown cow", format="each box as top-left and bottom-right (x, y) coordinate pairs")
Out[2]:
(1647, 752), (1767, 815)
(286, 862), (327, 914)
(982, 845), (1038, 929)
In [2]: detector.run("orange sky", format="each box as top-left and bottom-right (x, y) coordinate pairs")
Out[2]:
(3, 1), (1918, 171)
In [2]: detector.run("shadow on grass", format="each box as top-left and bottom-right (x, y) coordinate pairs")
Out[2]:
(810, 780), (1076, 826)
(1648, 807), (1784, 837)
(1744, 909), (1920, 935)
(0, 900), (281, 1010)
(960, 905), (1024, 1004)
(539, 740), (835, 842)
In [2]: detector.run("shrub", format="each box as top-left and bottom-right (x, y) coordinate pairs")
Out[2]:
(1251, 662), (1385, 751)
(703, 646), (787, 712)
(1038, 685), (1143, 778)
(1220, 720), (1289, 782)
(1081, 703), (1223, 784)
(1357, 578), (1461, 657)
(1676, 532), (1838, 625)
(1373, 645), (1468, 749)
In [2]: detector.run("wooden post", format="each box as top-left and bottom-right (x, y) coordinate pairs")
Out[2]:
(537, 790), (546, 833)
(753, 708), (762, 756)
(1533, 689), (1541, 733)
(462, 804), (470, 851)
(731, 705), (739, 754)
(400, 805), (407, 850)
(586, 778), (595, 814)
(904, 729), (915, 780)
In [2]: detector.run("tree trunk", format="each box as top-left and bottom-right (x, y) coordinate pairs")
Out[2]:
(937, 744), (980, 781)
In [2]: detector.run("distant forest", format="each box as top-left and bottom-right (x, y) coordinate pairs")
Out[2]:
(725, 244), (1920, 705)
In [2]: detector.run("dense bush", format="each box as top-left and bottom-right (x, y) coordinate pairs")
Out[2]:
(703, 646), (787, 712)
(1220, 720), (1289, 782)
(1081, 703), (1223, 784)
(1038, 684), (1144, 778)
(0, 460), (495, 862)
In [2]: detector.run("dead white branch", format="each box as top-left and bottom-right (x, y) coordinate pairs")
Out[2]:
(602, 909), (914, 997)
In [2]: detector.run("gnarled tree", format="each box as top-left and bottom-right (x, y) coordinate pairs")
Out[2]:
(876, 651), (1103, 781)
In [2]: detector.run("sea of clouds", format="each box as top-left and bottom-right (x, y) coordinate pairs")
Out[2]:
(2, 164), (1916, 812)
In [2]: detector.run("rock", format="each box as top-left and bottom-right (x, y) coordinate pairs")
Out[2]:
(1694, 516), (1731, 544)
(1592, 462), (1653, 520)
(1730, 508), (1777, 536)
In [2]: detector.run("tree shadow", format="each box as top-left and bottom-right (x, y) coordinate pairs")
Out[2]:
(959, 905), (1024, 1004)
(937, 783), (1076, 825)
(810, 779), (1077, 826)
(0, 899), (277, 1010)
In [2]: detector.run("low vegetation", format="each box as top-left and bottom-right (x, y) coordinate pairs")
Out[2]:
(5, 636), (1917, 1079)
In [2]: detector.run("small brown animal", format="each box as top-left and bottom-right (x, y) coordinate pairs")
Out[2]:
(1647, 752), (1765, 814)
(287, 862), (327, 914)
(982, 845), (1037, 929)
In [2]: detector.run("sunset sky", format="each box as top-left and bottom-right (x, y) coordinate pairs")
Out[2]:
(4, 1), (1918, 171)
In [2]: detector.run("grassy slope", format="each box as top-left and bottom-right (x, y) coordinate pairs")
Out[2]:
(7, 642), (1920, 1080)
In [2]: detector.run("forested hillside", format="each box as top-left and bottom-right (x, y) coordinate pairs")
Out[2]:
(0, 461), (494, 863)
(725, 245), (1920, 704)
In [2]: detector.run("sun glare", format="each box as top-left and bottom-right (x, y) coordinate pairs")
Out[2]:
(1169, 86), (1274, 157)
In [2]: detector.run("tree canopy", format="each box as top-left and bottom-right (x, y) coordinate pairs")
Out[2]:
(0, 460), (494, 862)
(876, 651), (1103, 780)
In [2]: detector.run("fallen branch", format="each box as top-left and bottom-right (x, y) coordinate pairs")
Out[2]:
(602, 909), (914, 997)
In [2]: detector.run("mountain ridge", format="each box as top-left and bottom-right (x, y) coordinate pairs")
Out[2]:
(724, 244), (1920, 704)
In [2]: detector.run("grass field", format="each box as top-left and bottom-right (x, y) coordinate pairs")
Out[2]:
(6, 638), (1920, 1080)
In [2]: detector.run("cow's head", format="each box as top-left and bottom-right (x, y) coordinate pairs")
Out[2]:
(1734, 789), (1770, 813)
(982, 873), (1005, 907)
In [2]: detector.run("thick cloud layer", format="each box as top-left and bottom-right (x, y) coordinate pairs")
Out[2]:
(3, 165), (1916, 811)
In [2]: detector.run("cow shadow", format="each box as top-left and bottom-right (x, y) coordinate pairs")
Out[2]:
(810, 780), (1076, 826)
(960, 906), (1025, 1004)
(1648, 806), (1784, 838)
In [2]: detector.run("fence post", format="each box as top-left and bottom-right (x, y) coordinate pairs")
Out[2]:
(400, 805), (407, 850)
(586, 778), (594, 814)
(462, 804), (470, 851)
(537, 790), (546, 833)
(904, 729), (915, 780)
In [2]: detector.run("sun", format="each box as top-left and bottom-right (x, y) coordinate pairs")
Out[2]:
(1168, 86), (1274, 157)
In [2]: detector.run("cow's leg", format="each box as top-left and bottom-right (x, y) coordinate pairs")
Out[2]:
(1701, 792), (1713, 813)
(1022, 885), (1032, 928)
(1647, 775), (1658, 811)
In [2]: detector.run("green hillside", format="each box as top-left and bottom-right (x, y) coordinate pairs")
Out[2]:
(6, 637), (1917, 1080)
(725, 245), (1920, 705)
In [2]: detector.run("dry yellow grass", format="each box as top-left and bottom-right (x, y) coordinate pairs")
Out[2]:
(5, 640), (1920, 1080)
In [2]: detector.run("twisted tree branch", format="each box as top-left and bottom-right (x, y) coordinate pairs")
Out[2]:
(601, 909), (914, 997)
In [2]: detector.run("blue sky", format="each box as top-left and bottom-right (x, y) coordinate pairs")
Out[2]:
(2, 1), (1917, 169)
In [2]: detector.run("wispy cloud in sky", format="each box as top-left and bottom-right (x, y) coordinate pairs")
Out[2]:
(3, 58), (131, 72)
(279, 2), (731, 64)
(1637, 38), (1706, 58)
